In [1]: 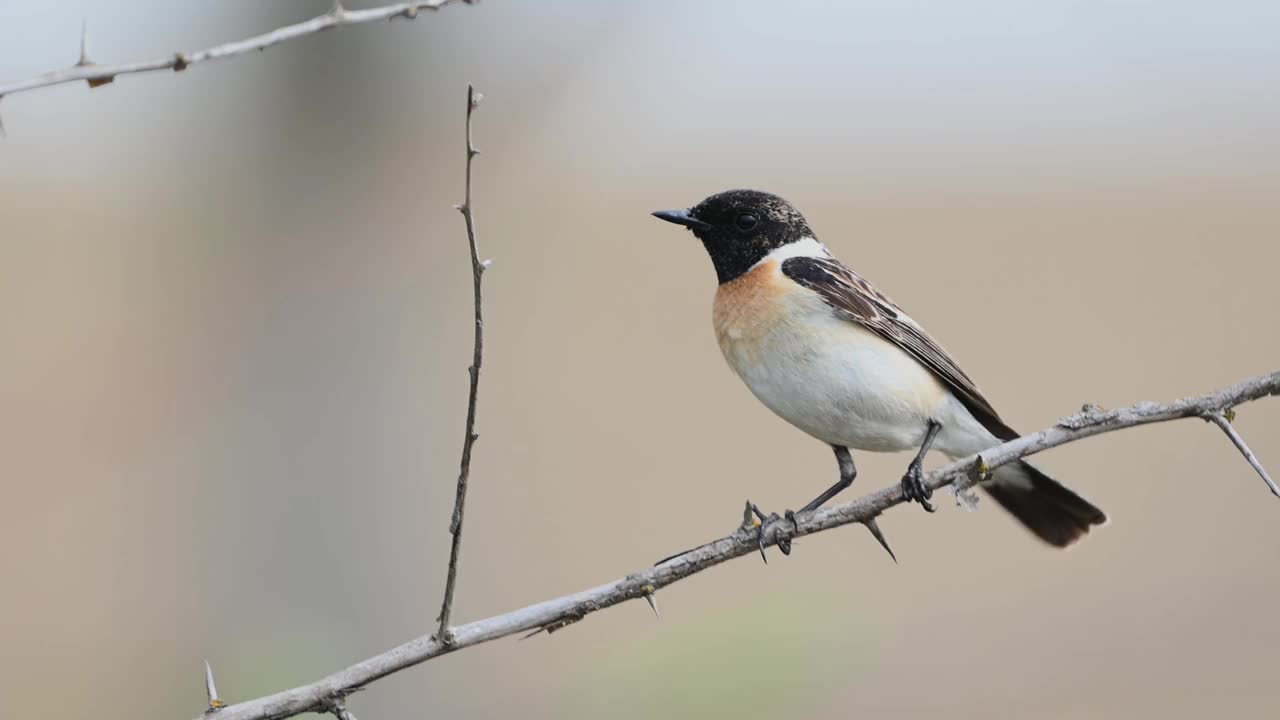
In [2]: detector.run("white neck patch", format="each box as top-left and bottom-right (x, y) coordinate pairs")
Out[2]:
(751, 236), (830, 270)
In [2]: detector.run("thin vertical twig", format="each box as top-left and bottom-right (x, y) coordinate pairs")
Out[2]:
(436, 83), (486, 643)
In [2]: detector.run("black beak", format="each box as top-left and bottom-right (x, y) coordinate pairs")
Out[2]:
(652, 208), (711, 231)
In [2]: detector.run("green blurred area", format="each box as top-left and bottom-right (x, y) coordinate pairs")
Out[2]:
(579, 593), (880, 717)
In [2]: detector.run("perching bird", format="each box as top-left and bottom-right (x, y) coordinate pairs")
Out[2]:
(653, 189), (1106, 556)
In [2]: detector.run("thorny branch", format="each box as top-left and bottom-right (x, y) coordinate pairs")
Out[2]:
(0, 0), (475, 125)
(436, 83), (486, 643)
(193, 370), (1279, 720)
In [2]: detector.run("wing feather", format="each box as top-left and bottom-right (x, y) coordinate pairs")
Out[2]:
(781, 255), (1018, 441)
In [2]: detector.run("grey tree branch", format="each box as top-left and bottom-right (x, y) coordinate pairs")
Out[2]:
(0, 1), (471, 100)
(436, 83), (486, 643)
(192, 370), (1279, 720)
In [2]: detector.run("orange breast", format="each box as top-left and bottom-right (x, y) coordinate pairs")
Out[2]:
(712, 259), (794, 361)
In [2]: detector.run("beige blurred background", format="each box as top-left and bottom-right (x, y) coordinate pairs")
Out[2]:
(2, 1), (1279, 718)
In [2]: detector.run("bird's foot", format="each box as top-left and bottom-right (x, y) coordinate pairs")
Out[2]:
(748, 503), (797, 562)
(901, 463), (936, 513)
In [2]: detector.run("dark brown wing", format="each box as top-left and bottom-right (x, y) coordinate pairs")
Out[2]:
(781, 255), (1018, 441)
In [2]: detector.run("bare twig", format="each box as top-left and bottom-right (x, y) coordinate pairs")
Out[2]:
(190, 370), (1279, 720)
(436, 83), (486, 643)
(0, 1), (470, 99)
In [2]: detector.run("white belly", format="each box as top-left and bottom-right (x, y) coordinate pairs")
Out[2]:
(721, 306), (949, 451)
(712, 256), (999, 457)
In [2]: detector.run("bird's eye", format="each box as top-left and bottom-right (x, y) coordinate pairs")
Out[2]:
(735, 213), (758, 231)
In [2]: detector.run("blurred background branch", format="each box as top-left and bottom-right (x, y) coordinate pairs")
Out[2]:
(194, 370), (1278, 720)
(0, 0), (471, 102)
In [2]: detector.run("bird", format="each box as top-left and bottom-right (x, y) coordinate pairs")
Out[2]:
(652, 189), (1106, 558)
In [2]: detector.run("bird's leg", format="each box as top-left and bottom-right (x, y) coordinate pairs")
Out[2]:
(902, 419), (942, 512)
(750, 445), (858, 562)
(799, 445), (858, 513)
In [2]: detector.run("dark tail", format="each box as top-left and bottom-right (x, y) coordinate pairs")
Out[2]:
(985, 461), (1107, 547)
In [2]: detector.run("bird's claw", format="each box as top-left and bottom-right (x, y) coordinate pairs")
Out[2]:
(749, 503), (797, 562)
(901, 463), (936, 513)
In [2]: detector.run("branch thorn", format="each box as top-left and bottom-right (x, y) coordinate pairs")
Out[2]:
(204, 659), (225, 712)
(863, 518), (897, 563)
(642, 585), (660, 619)
(76, 19), (114, 88)
(78, 20), (92, 66)
(1205, 410), (1279, 497)
(322, 697), (357, 720)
